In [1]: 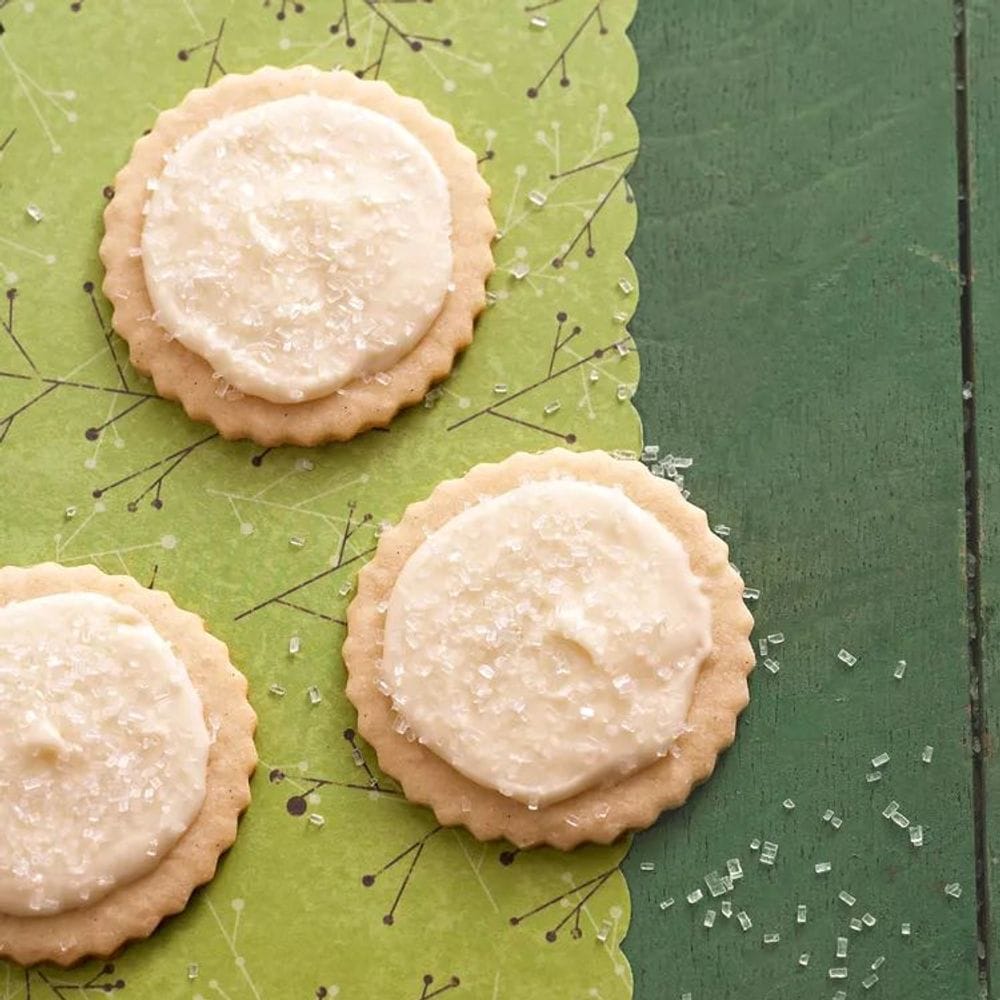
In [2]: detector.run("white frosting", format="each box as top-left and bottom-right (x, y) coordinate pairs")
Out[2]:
(382, 480), (712, 807)
(141, 94), (453, 403)
(0, 593), (209, 916)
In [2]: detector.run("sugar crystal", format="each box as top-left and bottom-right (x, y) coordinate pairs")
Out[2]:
(530, 14), (548, 28)
(862, 973), (879, 989)
(528, 189), (547, 207)
(616, 384), (631, 401)
(510, 261), (530, 280)
(838, 891), (856, 907)
(308, 813), (325, 827)
(64, 505), (77, 519)
(944, 882), (962, 898)
(493, 383), (508, 395)
(25, 203), (44, 222)
(712, 524), (731, 537)
(763, 933), (780, 945)
(639, 861), (656, 872)
(836, 936), (848, 958)
(901, 922), (911, 936)
(798, 952), (810, 967)
(658, 897), (674, 910)
(289, 535), (306, 548)
(543, 400), (561, 415)
(850, 917), (863, 932)
(288, 635), (301, 655)
(686, 888), (703, 904)
(763, 658), (780, 674)
(703, 909), (716, 928)
(268, 683), (286, 697)
(737, 910), (752, 931)
(837, 648), (858, 666)
(829, 968), (848, 979)
(862, 912), (876, 926)
(871, 956), (885, 970)
(721, 901), (733, 917)
(307, 686), (322, 705)
(767, 632), (785, 644)
(866, 771), (883, 783)
(617, 278), (634, 295)
(894, 659), (907, 680)
(796, 904), (807, 924)
(909, 825), (924, 847)
(743, 587), (761, 600)
(922, 745), (934, 764)
(187, 964), (199, 980)
(815, 861), (832, 874)
(783, 798), (796, 810)
(871, 752), (890, 768)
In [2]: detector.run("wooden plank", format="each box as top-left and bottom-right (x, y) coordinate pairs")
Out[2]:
(623, 1), (980, 996)
(966, 0), (1000, 989)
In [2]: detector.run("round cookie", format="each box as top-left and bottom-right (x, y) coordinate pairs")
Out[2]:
(100, 66), (495, 446)
(0, 564), (257, 966)
(343, 449), (755, 850)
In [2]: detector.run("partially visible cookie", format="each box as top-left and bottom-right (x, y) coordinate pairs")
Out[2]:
(0, 563), (257, 966)
(100, 66), (495, 446)
(344, 449), (755, 850)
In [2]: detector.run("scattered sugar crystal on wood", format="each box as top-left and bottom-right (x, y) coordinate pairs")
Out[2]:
(838, 891), (856, 907)
(703, 909), (717, 928)
(268, 683), (286, 697)
(871, 752), (890, 768)
(798, 952), (810, 967)
(288, 635), (301, 655)
(704, 871), (727, 897)
(763, 658), (780, 674)
(712, 524), (732, 537)
(763, 933), (780, 945)
(25, 202), (44, 222)
(307, 686), (322, 705)
(862, 912), (876, 927)
(837, 648), (858, 666)
(815, 861), (832, 874)
(658, 898), (675, 910)
(862, 974), (879, 990)
(289, 534), (306, 548)
(796, 904), (807, 924)
(836, 936), (848, 958)
(944, 882), (962, 898)
(686, 889), (703, 904)
(737, 910), (752, 931)
(639, 861), (656, 872)
(850, 917), (864, 932)
(308, 813), (325, 828)
(783, 798), (795, 810)
(909, 825), (924, 847)
(767, 632), (785, 645)
(894, 659), (907, 680)
(922, 745), (934, 764)
(527, 189), (547, 207)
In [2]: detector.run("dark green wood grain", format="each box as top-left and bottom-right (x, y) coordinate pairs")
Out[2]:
(967, 0), (1000, 990)
(624, 1), (980, 997)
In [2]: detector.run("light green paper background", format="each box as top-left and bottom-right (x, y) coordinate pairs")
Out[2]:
(0, 1), (642, 997)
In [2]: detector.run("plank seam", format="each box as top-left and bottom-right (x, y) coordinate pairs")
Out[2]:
(954, 1), (991, 991)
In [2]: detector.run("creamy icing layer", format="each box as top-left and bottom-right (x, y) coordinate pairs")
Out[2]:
(0, 593), (209, 916)
(381, 479), (712, 807)
(141, 94), (453, 404)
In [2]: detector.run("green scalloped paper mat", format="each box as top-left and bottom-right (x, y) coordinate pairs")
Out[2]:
(0, 1), (641, 996)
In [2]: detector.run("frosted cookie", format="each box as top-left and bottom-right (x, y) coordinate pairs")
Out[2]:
(101, 66), (494, 446)
(344, 450), (755, 849)
(0, 564), (256, 966)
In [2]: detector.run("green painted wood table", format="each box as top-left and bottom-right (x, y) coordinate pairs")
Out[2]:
(624, 1), (986, 998)
(0, 0), (995, 998)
